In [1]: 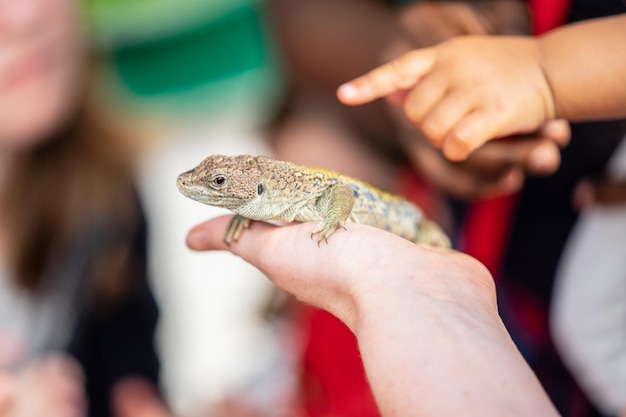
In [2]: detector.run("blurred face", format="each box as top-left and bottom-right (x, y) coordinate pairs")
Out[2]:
(0, 0), (82, 151)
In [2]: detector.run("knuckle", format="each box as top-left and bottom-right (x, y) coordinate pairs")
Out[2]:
(449, 125), (472, 145)
(402, 98), (426, 126)
(445, 131), (473, 160)
(422, 118), (447, 145)
(388, 58), (413, 90)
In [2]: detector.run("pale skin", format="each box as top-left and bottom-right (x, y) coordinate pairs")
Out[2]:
(337, 14), (626, 162)
(187, 216), (559, 417)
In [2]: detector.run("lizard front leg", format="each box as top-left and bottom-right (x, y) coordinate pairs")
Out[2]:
(311, 183), (355, 244)
(224, 215), (251, 245)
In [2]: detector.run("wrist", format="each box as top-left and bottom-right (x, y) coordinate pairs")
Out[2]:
(351, 247), (500, 338)
(350, 249), (559, 416)
(534, 38), (559, 121)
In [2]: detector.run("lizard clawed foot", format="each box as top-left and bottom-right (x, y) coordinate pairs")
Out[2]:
(310, 221), (346, 246)
(224, 215), (252, 245)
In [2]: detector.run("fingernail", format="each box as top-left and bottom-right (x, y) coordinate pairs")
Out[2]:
(338, 83), (359, 101)
(186, 229), (210, 250)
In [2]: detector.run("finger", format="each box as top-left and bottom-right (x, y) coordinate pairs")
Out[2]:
(187, 216), (383, 277)
(401, 73), (448, 141)
(187, 215), (282, 254)
(439, 167), (524, 199)
(420, 91), (473, 147)
(337, 48), (436, 106)
(187, 216), (327, 277)
(414, 146), (523, 198)
(187, 216), (389, 328)
(185, 216), (431, 320)
(442, 109), (508, 161)
(187, 215), (234, 251)
(539, 119), (570, 148)
(397, 119), (522, 197)
(403, 19), (464, 47)
(458, 138), (561, 176)
(490, 168), (525, 197)
(386, 90), (410, 107)
(526, 140), (561, 175)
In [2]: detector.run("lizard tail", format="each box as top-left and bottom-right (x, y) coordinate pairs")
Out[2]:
(415, 219), (451, 249)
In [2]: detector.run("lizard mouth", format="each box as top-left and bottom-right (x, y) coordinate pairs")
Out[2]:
(176, 173), (242, 209)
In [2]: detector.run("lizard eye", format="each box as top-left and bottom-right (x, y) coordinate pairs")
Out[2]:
(210, 174), (227, 189)
(257, 183), (264, 196)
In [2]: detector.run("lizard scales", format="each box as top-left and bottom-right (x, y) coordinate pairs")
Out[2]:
(177, 154), (450, 248)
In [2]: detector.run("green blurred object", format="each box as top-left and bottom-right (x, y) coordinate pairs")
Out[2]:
(85, 0), (255, 44)
(85, 0), (283, 115)
(113, 5), (270, 96)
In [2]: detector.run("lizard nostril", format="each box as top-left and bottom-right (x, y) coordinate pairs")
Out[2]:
(176, 174), (189, 188)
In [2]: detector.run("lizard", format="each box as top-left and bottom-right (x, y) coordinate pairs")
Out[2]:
(176, 154), (451, 248)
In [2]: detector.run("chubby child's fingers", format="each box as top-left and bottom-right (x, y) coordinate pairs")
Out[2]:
(401, 73), (449, 142)
(337, 48), (436, 106)
(419, 91), (474, 148)
(441, 113), (569, 162)
(539, 119), (571, 148)
(441, 110), (510, 161)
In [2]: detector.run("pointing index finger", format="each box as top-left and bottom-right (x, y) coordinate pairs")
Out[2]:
(337, 48), (437, 106)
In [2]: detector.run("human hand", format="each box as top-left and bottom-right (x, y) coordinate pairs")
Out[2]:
(394, 0), (529, 49)
(186, 216), (485, 332)
(381, 0), (530, 66)
(186, 216), (558, 416)
(6, 355), (86, 417)
(379, 2), (564, 199)
(339, 36), (556, 162)
(396, 115), (570, 198)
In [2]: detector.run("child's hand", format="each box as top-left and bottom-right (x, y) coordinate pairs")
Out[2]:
(338, 36), (556, 161)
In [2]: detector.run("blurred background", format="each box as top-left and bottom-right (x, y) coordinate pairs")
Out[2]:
(1, 0), (625, 416)
(85, 0), (292, 415)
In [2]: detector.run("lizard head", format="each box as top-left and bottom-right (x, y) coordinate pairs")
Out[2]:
(176, 154), (264, 209)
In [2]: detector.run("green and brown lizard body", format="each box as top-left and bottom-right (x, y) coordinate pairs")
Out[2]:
(177, 154), (450, 248)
